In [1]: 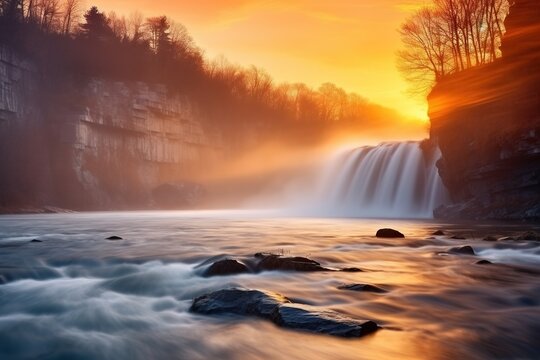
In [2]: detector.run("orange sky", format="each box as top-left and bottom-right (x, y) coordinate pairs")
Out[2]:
(91, 0), (427, 120)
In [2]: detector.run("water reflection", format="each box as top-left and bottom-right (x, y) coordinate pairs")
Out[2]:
(0, 211), (539, 359)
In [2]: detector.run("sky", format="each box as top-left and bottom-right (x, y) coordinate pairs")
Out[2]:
(91, 0), (427, 120)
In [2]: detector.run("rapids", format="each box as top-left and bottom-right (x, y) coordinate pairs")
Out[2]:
(1, 211), (539, 360)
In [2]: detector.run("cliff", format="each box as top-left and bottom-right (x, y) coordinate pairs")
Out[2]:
(0, 46), (223, 211)
(429, 0), (540, 220)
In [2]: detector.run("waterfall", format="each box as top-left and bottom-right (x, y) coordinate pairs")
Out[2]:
(315, 141), (448, 219)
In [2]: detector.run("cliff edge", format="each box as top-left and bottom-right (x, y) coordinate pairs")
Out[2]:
(429, 0), (540, 220)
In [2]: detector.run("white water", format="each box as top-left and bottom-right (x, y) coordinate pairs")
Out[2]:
(314, 142), (448, 219)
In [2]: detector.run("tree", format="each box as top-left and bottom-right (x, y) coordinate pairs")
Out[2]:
(79, 6), (114, 42)
(61, 0), (80, 34)
(398, 0), (510, 95)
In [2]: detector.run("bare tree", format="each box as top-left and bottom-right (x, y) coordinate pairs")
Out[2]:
(61, 0), (80, 34)
(398, 0), (510, 95)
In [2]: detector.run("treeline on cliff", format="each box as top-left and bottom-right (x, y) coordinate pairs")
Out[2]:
(0, 0), (406, 146)
(397, 0), (511, 95)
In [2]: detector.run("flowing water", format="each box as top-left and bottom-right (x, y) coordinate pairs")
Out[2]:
(1, 211), (539, 360)
(314, 142), (448, 219)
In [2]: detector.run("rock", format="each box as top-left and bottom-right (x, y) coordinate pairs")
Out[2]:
(340, 267), (363, 272)
(30, 239), (43, 243)
(483, 236), (498, 242)
(516, 231), (540, 241)
(450, 235), (466, 240)
(375, 228), (405, 238)
(272, 303), (378, 337)
(191, 288), (287, 318)
(203, 259), (250, 277)
(190, 288), (378, 338)
(106, 235), (123, 240)
(449, 245), (475, 255)
(432, 230), (445, 236)
(338, 284), (387, 293)
(476, 260), (492, 265)
(256, 254), (329, 272)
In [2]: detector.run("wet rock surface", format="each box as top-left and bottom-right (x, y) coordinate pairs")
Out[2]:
(106, 235), (123, 240)
(432, 230), (445, 236)
(449, 245), (475, 255)
(376, 228), (405, 238)
(338, 284), (388, 293)
(200, 253), (362, 277)
(190, 288), (379, 338)
(476, 260), (492, 265)
(256, 254), (329, 272)
(203, 259), (250, 277)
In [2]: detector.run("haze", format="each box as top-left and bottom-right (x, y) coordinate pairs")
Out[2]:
(92, 0), (427, 122)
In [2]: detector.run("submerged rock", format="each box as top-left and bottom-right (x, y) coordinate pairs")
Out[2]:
(190, 288), (378, 338)
(376, 228), (405, 238)
(449, 245), (475, 255)
(450, 235), (466, 240)
(256, 254), (329, 272)
(340, 267), (363, 273)
(476, 260), (492, 265)
(483, 236), (498, 242)
(203, 259), (250, 277)
(30, 239), (43, 243)
(106, 236), (123, 240)
(338, 284), (387, 293)
(432, 230), (445, 236)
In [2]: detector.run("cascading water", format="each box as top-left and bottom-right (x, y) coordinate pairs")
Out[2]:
(315, 141), (448, 219)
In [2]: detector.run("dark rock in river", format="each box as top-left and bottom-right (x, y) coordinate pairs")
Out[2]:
(190, 288), (378, 338)
(106, 236), (123, 240)
(340, 267), (363, 272)
(376, 228), (405, 238)
(450, 235), (466, 240)
(483, 236), (498, 242)
(256, 254), (329, 272)
(272, 303), (378, 337)
(203, 259), (250, 277)
(432, 230), (445, 236)
(338, 284), (387, 293)
(30, 239), (43, 243)
(476, 260), (492, 265)
(449, 245), (475, 255)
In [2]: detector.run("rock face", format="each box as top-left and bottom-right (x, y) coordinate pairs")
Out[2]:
(190, 288), (378, 338)
(429, 1), (540, 221)
(0, 46), (223, 210)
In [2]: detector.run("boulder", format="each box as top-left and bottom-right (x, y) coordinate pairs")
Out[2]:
(30, 239), (43, 243)
(203, 259), (250, 277)
(432, 230), (445, 236)
(340, 267), (363, 272)
(449, 245), (475, 255)
(256, 254), (329, 272)
(450, 235), (466, 240)
(337, 284), (387, 293)
(106, 235), (123, 240)
(375, 228), (404, 238)
(190, 288), (378, 338)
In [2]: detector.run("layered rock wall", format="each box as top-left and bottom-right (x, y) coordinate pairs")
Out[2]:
(428, 0), (540, 220)
(0, 46), (223, 210)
